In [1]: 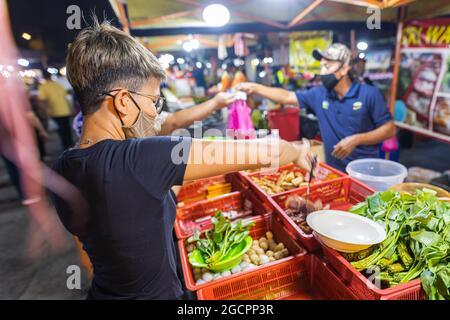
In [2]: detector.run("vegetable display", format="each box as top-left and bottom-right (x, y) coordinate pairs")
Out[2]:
(187, 211), (289, 285)
(187, 211), (254, 273)
(346, 189), (450, 300)
(252, 170), (307, 195)
(251, 168), (340, 195)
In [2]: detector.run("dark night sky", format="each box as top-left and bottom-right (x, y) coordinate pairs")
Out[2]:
(7, 0), (119, 66)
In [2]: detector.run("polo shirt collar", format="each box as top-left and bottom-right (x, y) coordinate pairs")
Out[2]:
(326, 81), (360, 100)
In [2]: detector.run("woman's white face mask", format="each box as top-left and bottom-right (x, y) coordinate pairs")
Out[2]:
(121, 106), (162, 139)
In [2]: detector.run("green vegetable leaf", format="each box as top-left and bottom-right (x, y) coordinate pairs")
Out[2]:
(410, 230), (441, 247)
(368, 193), (384, 213)
(189, 249), (208, 267)
(421, 270), (437, 300)
(188, 211), (256, 272)
(350, 202), (367, 215)
(380, 190), (396, 203)
(435, 267), (450, 300)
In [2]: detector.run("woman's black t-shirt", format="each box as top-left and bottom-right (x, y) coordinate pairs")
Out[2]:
(51, 136), (191, 300)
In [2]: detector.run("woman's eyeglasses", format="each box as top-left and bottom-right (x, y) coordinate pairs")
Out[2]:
(99, 89), (165, 114)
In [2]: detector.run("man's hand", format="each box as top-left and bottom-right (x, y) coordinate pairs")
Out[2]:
(235, 82), (256, 95)
(332, 135), (361, 160)
(213, 92), (236, 110)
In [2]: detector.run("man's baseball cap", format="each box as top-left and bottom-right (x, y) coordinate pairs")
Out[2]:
(312, 43), (351, 65)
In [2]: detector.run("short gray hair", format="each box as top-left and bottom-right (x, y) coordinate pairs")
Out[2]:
(66, 20), (166, 115)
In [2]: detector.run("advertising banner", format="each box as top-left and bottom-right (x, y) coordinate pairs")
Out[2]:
(289, 31), (332, 73)
(397, 19), (450, 142)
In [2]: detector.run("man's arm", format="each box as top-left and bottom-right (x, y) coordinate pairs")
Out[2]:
(235, 82), (298, 106)
(183, 138), (312, 181)
(159, 92), (234, 135)
(332, 121), (396, 160)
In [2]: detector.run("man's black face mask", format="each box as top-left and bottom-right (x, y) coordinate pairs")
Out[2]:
(319, 63), (344, 91)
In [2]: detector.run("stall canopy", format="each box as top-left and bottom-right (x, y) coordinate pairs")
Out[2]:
(109, 0), (450, 52)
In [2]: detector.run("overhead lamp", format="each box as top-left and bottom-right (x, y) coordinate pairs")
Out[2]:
(47, 67), (58, 74)
(18, 58), (29, 67)
(357, 41), (368, 51)
(202, 4), (230, 27)
(22, 32), (31, 40)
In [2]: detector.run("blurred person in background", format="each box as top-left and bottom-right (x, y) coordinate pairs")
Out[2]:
(231, 66), (247, 88)
(28, 93), (49, 160)
(38, 70), (73, 150)
(220, 64), (234, 92)
(352, 57), (374, 86)
(192, 63), (206, 91)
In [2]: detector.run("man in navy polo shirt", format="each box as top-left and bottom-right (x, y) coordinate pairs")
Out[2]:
(236, 43), (396, 172)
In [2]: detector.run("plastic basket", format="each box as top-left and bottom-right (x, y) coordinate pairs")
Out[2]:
(271, 177), (375, 252)
(197, 254), (359, 300)
(238, 163), (345, 201)
(174, 189), (273, 239)
(322, 244), (424, 300)
(177, 173), (247, 206)
(179, 213), (307, 293)
(267, 108), (300, 141)
(305, 254), (359, 300)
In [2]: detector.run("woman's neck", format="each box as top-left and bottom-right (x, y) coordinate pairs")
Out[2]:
(78, 111), (124, 148)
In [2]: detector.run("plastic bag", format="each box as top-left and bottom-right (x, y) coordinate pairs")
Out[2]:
(381, 136), (399, 152)
(227, 92), (255, 139)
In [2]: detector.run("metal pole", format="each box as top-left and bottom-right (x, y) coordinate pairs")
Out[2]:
(386, 6), (406, 160)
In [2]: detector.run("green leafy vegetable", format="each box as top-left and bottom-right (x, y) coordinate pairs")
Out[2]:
(187, 211), (255, 272)
(348, 189), (450, 300)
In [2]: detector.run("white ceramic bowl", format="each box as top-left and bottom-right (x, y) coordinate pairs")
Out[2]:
(306, 210), (386, 253)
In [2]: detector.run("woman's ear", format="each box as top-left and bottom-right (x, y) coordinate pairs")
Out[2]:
(113, 89), (132, 116)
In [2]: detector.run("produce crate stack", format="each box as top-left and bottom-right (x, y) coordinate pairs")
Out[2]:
(175, 163), (446, 300)
(178, 213), (307, 296)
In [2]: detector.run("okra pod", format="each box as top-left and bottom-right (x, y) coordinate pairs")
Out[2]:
(397, 241), (414, 269)
(387, 263), (405, 273)
(377, 252), (398, 269)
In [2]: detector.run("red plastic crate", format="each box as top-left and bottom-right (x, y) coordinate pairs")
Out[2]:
(305, 254), (359, 300)
(177, 173), (247, 206)
(174, 189), (273, 239)
(322, 244), (424, 300)
(197, 254), (359, 300)
(271, 177), (375, 251)
(238, 163), (345, 201)
(179, 213), (307, 293)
